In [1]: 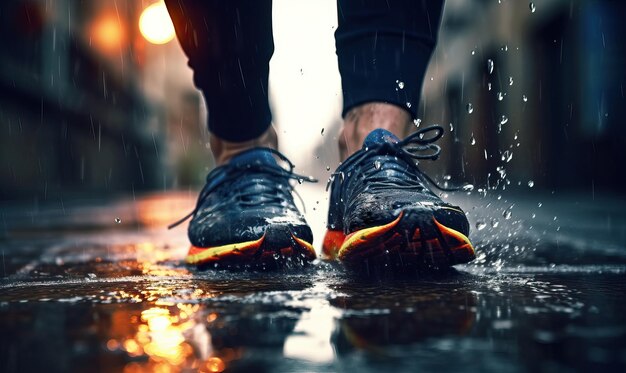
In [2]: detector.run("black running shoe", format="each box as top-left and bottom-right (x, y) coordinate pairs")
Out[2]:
(170, 148), (317, 268)
(322, 126), (475, 269)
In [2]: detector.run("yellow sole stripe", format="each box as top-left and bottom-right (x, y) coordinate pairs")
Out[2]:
(433, 219), (475, 254)
(338, 214), (403, 259)
(185, 236), (265, 264)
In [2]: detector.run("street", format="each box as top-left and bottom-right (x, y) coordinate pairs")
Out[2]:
(1, 188), (625, 372)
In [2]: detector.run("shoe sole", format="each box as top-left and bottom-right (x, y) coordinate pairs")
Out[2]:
(323, 210), (475, 269)
(186, 226), (316, 268)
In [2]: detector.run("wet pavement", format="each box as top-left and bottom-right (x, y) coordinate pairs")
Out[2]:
(1, 189), (626, 372)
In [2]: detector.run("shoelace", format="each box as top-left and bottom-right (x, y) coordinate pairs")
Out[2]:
(168, 147), (316, 229)
(326, 125), (460, 193)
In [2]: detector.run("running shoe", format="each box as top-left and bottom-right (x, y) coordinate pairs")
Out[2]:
(322, 126), (475, 269)
(170, 148), (317, 268)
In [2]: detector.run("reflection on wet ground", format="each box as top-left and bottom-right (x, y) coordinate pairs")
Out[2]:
(1, 192), (625, 372)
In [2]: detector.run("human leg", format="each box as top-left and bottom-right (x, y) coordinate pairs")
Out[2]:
(165, 0), (276, 165)
(335, 0), (445, 159)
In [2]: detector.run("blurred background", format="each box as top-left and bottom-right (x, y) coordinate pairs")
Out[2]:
(0, 0), (625, 205)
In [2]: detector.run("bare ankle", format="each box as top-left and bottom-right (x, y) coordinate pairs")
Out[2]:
(340, 103), (411, 160)
(210, 126), (278, 166)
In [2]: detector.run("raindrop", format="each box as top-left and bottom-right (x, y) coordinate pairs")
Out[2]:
(321, 128), (325, 135)
(497, 166), (507, 179)
(326, 166), (331, 171)
(470, 133), (476, 145)
(509, 76), (514, 86)
(413, 118), (422, 127)
(443, 175), (452, 181)
(115, 218), (121, 224)
(501, 150), (513, 163)
(396, 80), (405, 90)
(462, 184), (475, 191)
(488, 82), (492, 91)
(497, 92), (504, 101)
(538, 202), (542, 207)
(487, 59), (494, 74)
(449, 122), (454, 132)
(476, 221), (487, 230)
(374, 160), (382, 170)
(522, 95), (528, 102)
(500, 115), (509, 125)
(530, 2), (536, 13)
(471, 49), (476, 55)
(466, 103), (474, 114)
(528, 180), (535, 187)
(503, 207), (513, 220)
(297, 179), (303, 184)
(406, 102), (412, 108)
(491, 219), (499, 228)
(532, 213), (536, 219)
(501, 45), (508, 52)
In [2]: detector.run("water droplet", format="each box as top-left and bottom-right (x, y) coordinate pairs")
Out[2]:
(406, 102), (412, 108)
(500, 115), (509, 125)
(509, 76), (514, 86)
(501, 150), (513, 163)
(462, 184), (475, 191)
(522, 94), (528, 102)
(443, 174), (452, 181)
(470, 134), (476, 145)
(501, 45), (508, 52)
(115, 218), (121, 224)
(491, 219), (499, 228)
(449, 122), (454, 132)
(321, 128), (325, 135)
(530, 2), (536, 13)
(466, 103), (474, 114)
(532, 213), (536, 219)
(326, 166), (331, 171)
(487, 59), (494, 74)
(476, 221), (487, 230)
(488, 82), (492, 91)
(503, 206), (513, 220)
(396, 80), (405, 90)
(497, 166), (507, 179)
(297, 178), (303, 184)
(497, 92), (504, 101)
(374, 160), (382, 170)
(537, 202), (542, 207)
(413, 118), (422, 127)
(471, 49), (476, 55)
(528, 180), (534, 187)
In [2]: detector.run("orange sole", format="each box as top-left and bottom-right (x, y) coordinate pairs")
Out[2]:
(186, 232), (316, 267)
(322, 212), (475, 268)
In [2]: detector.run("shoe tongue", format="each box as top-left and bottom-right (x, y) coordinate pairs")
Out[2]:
(362, 129), (400, 149)
(229, 148), (278, 167)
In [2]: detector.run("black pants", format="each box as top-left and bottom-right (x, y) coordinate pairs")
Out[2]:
(165, 0), (444, 142)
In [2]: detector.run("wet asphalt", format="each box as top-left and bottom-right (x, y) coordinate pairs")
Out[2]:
(0, 189), (625, 372)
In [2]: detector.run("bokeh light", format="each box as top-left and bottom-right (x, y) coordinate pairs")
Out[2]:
(139, 2), (175, 45)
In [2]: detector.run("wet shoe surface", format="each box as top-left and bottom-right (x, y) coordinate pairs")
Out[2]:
(175, 148), (316, 268)
(323, 126), (475, 269)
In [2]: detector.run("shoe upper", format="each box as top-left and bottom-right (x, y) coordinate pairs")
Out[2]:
(184, 148), (314, 248)
(327, 126), (470, 236)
